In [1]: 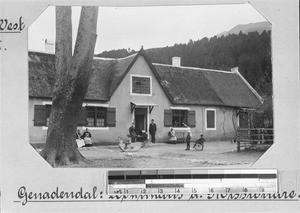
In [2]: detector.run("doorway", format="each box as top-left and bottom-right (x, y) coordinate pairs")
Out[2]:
(134, 108), (148, 132)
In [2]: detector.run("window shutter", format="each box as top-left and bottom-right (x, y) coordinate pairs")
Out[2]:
(207, 110), (215, 129)
(164, 109), (172, 127)
(77, 107), (87, 126)
(34, 105), (47, 126)
(188, 110), (196, 127)
(107, 108), (116, 127)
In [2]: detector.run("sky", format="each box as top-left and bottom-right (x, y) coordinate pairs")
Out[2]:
(28, 4), (266, 54)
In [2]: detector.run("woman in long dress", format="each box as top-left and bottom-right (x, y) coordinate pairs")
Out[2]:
(168, 127), (177, 144)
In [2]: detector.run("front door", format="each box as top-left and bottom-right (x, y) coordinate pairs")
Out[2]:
(134, 108), (147, 132)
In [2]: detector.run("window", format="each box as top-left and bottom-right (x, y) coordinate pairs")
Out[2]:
(34, 104), (116, 127)
(33, 104), (51, 126)
(86, 107), (107, 127)
(131, 75), (152, 95)
(205, 109), (216, 130)
(164, 109), (196, 127)
(172, 110), (188, 127)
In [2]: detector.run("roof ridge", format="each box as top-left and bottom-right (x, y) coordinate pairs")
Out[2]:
(93, 53), (137, 61)
(152, 63), (234, 74)
(117, 53), (137, 60)
(93, 57), (116, 61)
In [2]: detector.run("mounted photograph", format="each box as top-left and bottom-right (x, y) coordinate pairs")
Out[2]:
(28, 4), (273, 168)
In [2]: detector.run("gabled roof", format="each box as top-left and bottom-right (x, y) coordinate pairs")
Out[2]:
(153, 64), (262, 108)
(28, 49), (262, 108)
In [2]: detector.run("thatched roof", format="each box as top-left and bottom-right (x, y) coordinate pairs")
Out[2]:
(28, 51), (136, 101)
(153, 64), (262, 108)
(28, 49), (262, 108)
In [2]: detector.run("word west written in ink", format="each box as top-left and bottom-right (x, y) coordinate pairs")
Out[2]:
(0, 17), (25, 32)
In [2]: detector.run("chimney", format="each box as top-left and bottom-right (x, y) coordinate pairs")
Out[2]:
(172, 57), (181, 66)
(44, 39), (54, 53)
(231, 67), (239, 73)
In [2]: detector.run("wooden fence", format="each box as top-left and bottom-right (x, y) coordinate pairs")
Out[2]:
(236, 128), (274, 152)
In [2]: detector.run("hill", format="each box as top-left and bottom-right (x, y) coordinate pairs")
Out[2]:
(216, 21), (271, 37)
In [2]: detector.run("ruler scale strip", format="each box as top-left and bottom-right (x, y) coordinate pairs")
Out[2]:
(107, 169), (277, 195)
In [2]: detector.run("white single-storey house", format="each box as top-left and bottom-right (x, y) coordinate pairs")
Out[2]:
(28, 48), (263, 143)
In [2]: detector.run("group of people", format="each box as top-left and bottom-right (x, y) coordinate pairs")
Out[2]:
(77, 120), (205, 150)
(168, 127), (206, 150)
(129, 119), (205, 151)
(128, 119), (157, 143)
(76, 128), (92, 148)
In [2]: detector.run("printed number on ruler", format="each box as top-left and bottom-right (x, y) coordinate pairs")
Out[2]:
(259, 187), (265, 192)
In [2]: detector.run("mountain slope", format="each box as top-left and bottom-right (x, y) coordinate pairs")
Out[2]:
(216, 21), (271, 37)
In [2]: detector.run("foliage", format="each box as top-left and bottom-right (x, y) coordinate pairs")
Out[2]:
(96, 48), (137, 58)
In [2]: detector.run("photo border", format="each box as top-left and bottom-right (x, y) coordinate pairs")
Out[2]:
(1, 0), (299, 212)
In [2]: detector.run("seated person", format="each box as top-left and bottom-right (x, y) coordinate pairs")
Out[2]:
(76, 129), (81, 139)
(76, 129), (85, 148)
(128, 123), (137, 142)
(136, 130), (148, 142)
(81, 128), (92, 147)
(141, 130), (148, 141)
(193, 134), (205, 149)
(168, 128), (177, 144)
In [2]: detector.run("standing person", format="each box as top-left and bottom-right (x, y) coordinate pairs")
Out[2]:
(168, 127), (177, 144)
(149, 119), (157, 143)
(129, 122), (137, 142)
(185, 131), (191, 150)
(81, 128), (92, 147)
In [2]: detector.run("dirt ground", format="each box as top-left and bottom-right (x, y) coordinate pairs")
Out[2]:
(60, 141), (265, 168)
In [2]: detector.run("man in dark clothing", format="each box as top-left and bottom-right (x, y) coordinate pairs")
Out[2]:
(185, 131), (191, 150)
(129, 122), (137, 142)
(149, 119), (157, 143)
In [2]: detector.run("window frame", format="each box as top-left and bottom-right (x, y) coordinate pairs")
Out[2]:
(205, 108), (217, 130)
(37, 102), (114, 130)
(86, 106), (108, 127)
(172, 109), (188, 128)
(130, 74), (152, 96)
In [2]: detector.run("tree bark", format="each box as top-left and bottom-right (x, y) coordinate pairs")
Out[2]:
(41, 6), (98, 167)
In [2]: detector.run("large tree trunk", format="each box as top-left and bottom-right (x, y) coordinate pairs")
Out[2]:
(41, 6), (98, 167)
